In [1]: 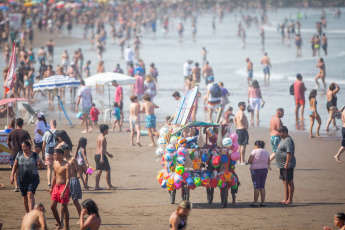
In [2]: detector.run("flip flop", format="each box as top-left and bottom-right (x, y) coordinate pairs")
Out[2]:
(249, 204), (258, 207)
(107, 186), (117, 190)
(260, 204), (266, 207)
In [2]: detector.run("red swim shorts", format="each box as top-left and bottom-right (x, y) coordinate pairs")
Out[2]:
(51, 184), (70, 203)
(295, 98), (305, 106)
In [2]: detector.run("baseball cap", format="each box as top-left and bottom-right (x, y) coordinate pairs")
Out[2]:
(37, 112), (44, 118)
(296, 73), (302, 78)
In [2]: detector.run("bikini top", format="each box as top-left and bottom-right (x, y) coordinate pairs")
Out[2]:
(170, 220), (186, 230)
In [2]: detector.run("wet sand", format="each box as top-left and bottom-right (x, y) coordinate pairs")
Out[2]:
(0, 120), (344, 230)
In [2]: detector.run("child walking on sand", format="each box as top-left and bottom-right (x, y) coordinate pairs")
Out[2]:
(90, 103), (100, 126)
(50, 148), (70, 230)
(129, 95), (142, 146)
(75, 137), (90, 189)
(111, 102), (122, 132)
(142, 95), (159, 147)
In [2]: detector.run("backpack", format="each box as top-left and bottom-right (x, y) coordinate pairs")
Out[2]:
(210, 83), (222, 98)
(45, 130), (56, 155)
(289, 84), (294, 95)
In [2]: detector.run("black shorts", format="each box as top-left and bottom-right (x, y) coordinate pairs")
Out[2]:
(34, 141), (43, 150)
(94, 154), (110, 171)
(119, 101), (123, 110)
(18, 175), (39, 197)
(341, 127), (345, 147)
(236, 129), (249, 145)
(279, 168), (294, 182)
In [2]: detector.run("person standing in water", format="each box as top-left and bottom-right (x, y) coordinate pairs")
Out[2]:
(246, 58), (253, 86)
(201, 47), (208, 67)
(261, 53), (271, 84)
(315, 58), (326, 89)
(334, 110), (345, 163)
(295, 34), (302, 57)
(308, 90), (322, 138)
(293, 73), (307, 121)
(322, 33), (328, 56)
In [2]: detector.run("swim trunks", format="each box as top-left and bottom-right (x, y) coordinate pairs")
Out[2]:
(69, 177), (82, 201)
(295, 98), (305, 106)
(146, 114), (156, 128)
(342, 127), (345, 147)
(130, 117), (140, 130)
(279, 168), (294, 182)
(263, 66), (270, 75)
(270, 135), (281, 153)
(19, 174), (39, 197)
(51, 184), (70, 203)
(94, 154), (110, 171)
(248, 70), (253, 79)
(82, 106), (91, 114)
(236, 129), (249, 145)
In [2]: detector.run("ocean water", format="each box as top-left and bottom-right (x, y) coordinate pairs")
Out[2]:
(1, 7), (344, 135)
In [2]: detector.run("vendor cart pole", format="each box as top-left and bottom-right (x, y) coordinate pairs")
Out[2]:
(216, 106), (223, 124)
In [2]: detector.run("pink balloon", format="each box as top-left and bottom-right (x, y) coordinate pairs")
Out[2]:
(229, 132), (238, 142)
(230, 151), (240, 161)
(230, 142), (239, 152)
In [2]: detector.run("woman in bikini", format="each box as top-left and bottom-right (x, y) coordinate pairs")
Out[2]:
(315, 58), (326, 89)
(326, 83), (341, 131)
(169, 201), (191, 230)
(75, 137), (90, 189)
(309, 90), (322, 138)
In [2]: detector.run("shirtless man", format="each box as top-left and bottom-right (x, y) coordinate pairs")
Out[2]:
(261, 53), (271, 84)
(201, 61), (214, 86)
(43, 65), (56, 105)
(60, 144), (87, 225)
(322, 33), (327, 56)
(129, 95), (142, 147)
(142, 95), (159, 147)
(46, 39), (55, 64)
(192, 62), (201, 83)
(233, 102), (249, 165)
(269, 108), (284, 164)
(94, 125), (116, 190)
(67, 62), (81, 103)
(334, 109), (345, 163)
(50, 148), (70, 230)
(246, 58), (253, 86)
(21, 203), (47, 230)
(37, 47), (46, 64)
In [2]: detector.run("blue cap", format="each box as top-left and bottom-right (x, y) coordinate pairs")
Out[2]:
(296, 73), (302, 78)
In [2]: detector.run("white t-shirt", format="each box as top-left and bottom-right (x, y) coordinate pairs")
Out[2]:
(42, 129), (58, 155)
(207, 83), (221, 102)
(34, 121), (50, 143)
(78, 86), (92, 108)
(124, 48), (134, 62)
(183, 62), (191, 76)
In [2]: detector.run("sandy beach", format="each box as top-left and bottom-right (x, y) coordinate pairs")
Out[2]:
(0, 119), (344, 230)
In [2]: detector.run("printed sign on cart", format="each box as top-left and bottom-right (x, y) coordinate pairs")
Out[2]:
(0, 134), (11, 164)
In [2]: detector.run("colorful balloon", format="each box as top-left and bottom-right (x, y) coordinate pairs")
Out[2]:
(230, 151), (240, 161)
(222, 137), (233, 147)
(229, 132), (238, 142)
(230, 142), (239, 151)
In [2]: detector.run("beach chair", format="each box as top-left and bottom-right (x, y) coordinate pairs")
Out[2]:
(22, 103), (37, 125)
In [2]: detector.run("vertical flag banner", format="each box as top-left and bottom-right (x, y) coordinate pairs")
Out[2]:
(3, 44), (16, 94)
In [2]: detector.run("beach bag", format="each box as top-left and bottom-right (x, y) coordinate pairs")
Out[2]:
(289, 84), (294, 95)
(210, 83), (222, 97)
(45, 130), (56, 155)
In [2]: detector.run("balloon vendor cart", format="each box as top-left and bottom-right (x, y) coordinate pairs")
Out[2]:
(155, 86), (240, 208)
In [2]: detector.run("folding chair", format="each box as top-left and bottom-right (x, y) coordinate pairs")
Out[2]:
(22, 103), (38, 125)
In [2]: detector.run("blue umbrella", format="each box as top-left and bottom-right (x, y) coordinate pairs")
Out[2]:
(33, 75), (80, 91)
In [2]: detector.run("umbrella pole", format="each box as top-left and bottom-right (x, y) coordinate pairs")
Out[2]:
(15, 97), (18, 128)
(6, 103), (9, 128)
(58, 96), (62, 126)
(108, 84), (111, 121)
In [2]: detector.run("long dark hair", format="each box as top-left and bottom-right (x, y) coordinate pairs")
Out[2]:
(75, 137), (87, 158)
(38, 115), (48, 127)
(309, 89), (317, 101)
(81, 199), (100, 218)
(251, 80), (260, 89)
(55, 130), (73, 150)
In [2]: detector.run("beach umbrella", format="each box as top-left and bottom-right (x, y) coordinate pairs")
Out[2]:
(64, 2), (72, 8)
(0, 4), (9, 10)
(56, 1), (65, 8)
(85, 72), (134, 119)
(0, 98), (28, 127)
(33, 75), (80, 91)
(84, 72), (135, 87)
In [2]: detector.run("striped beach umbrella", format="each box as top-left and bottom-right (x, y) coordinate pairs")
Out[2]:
(33, 75), (80, 91)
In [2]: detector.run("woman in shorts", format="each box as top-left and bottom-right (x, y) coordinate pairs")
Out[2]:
(248, 140), (270, 207)
(10, 140), (45, 212)
(248, 80), (265, 125)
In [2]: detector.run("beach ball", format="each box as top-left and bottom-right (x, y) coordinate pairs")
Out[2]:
(177, 156), (186, 165)
(178, 147), (187, 156)
(161, 179), (167, 188)
(156, 148), (164, 157)
(175, 165), (185, 175)
(179, 138), (187, 147)
(170, 136), (178, 145)
(231, 151), (240, 161)
(230, 142), (239, 152)
(166, 144), (176, 152)
(165, 152), (173, 162)
(222, 138), (233, 148)
(157, 138), (167, 147)
(229, 132), (238, 142)
(174, 174), (183, 184)
(159, 128), (169, 138)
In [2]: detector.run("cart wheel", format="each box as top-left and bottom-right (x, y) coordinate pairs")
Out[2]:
(206, 187), (214, 204)
(181, 184), (189, 201)
(169, 190), (176, 204)
(220, 187), (228, 208)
